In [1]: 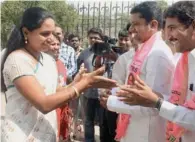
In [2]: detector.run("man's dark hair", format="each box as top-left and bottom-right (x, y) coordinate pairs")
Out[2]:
(130, 1), (163, 29)
(118, 29), (129, 37)
(68, 33), (80, 41)
(164, 1), (195, 28)
(87, 27), (103, 40)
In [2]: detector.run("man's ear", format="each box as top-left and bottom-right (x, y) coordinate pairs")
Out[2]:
(192, 20), (195, 29)
(150, 20), (158, 30)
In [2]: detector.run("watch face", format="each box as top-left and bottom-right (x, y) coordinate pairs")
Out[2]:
(155, 98), (163, 111)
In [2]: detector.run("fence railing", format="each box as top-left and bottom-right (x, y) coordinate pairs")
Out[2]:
(66, 1), (139, 38)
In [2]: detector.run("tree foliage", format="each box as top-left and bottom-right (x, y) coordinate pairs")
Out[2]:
(1, 0), (79, 49)
(157, 0), (168, 12)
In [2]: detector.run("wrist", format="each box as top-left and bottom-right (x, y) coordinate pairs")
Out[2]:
(150, 92), (160, 107)
(68, 92), (76, 100)
(154, 98), (163, 111)
(73, 80), (88, 94)
(64, 85), (79, 100)
(71, 86), (80, 98)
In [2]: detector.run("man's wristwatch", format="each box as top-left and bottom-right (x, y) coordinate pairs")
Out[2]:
(155, 98), (163, 111)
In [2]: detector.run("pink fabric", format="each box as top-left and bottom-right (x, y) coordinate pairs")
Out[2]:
(56, 59), (67, 86)
(166, 52), (195, 142)
(184, 96), (195, 109)
(115, 33), (160, 140)
(56, 59), (72, 141)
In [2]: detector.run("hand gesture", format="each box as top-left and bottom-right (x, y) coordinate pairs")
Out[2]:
(117, 75), (159, 107)
(78, 66), (117, 90)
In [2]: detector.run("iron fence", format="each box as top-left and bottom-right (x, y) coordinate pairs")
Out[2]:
(66, 1), (139, 38)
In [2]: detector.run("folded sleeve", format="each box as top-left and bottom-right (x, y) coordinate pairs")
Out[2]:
(159, 101), (195, 131)
(107, 95), (159, 116)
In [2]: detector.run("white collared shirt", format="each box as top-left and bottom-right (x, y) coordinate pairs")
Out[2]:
(159, 48), (195, 142)
(173, 52), (182, 65)
(107, 35), (175, 142)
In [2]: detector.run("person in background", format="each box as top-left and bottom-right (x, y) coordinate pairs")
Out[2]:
(63, 32), (71, 45)
(98, 26), (134, 142)
(77, 27), (104, 142)
(99, 23), (140, 109)
(55, 26), (77, 81)
(0, 7), (117, 142)
(68, 34), (83, 59)
(126, 23), (139, 51)
(68, 34), (85, 140)
(117, 29), (132, 53)
(117, 2), (195, 142)
(45, 33), (73, 141)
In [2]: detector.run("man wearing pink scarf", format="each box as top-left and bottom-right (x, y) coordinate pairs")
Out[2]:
(117, 1), (195, 142)
(104, 1), (175, 142)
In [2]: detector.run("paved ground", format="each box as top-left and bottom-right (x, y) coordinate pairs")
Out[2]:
(73, 125), (100, 142)
(1, 92), (100, 142)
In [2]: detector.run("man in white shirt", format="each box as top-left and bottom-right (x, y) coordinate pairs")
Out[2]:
(116, 1), (195, 142)
(100, 2), (175, 142)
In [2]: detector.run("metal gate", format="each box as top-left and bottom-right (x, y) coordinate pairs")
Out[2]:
(66, 1), (138, 38)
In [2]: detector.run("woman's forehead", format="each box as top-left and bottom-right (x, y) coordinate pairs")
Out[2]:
(39, 18), (55, 31)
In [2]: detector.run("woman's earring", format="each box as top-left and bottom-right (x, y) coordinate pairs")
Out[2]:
(24, 37), (28, 44)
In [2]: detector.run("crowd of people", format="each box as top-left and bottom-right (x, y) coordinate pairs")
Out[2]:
(1, 1), (195, 142)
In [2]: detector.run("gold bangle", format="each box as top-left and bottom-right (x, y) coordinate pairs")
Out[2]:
(71, 86), (80, 98)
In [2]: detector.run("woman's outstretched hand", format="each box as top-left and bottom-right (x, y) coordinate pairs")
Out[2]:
(84, 66), (117, 89)
(74, 65), (117, 90)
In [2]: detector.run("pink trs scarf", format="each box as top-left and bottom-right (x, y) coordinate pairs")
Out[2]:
(166, 52), (195, 142)
(115, 32), (161, 140)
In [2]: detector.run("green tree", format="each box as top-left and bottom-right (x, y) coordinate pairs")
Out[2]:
(157, 0), (168, 12)
(1, 0), (79, 49)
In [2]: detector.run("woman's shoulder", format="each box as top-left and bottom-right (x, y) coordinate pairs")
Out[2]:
(9, 49), (28, 57)
(6, 50), (54, 65)
(6, 49), (34, 65)
(3, 49), (37, 86)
